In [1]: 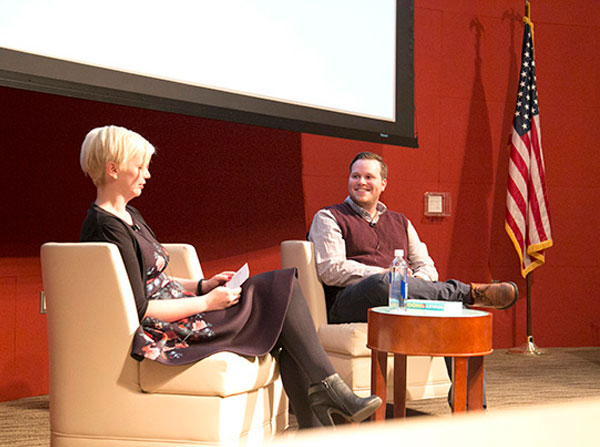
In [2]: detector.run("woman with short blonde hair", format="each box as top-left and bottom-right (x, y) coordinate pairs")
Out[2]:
(80, 125), (155, 187)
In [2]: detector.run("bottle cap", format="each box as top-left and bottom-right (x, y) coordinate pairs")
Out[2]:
(394, 249), (404, 257)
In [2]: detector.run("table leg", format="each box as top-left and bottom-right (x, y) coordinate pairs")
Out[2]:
(452, 357), (468, 412)
(393, 354), (407, 418)
(371, 349), (387, 421)
(467, 356), (484, 411)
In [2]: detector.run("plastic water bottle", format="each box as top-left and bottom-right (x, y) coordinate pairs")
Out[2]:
(389, 249), (408, 308)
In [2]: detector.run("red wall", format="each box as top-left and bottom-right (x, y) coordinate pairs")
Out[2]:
(303, 1), (600, 350)
(2, 0), (600, 402)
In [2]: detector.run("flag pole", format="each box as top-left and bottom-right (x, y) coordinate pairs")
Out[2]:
(508, 273), (548, 355)
(507, 0), (548, 356)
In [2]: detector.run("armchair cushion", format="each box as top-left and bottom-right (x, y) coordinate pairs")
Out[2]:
(318, 323), (370, 357)
(140, 352), (279, 397)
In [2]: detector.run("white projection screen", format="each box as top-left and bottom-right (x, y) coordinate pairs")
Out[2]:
(0, 0), (417, 147)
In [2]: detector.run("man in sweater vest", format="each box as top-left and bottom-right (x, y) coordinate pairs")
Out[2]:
(308, 152), (518, 324)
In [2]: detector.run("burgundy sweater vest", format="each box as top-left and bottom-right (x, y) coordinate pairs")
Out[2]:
(323, 202), (409, 313)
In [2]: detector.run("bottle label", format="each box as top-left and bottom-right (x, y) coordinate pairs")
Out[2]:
(389, 270), (404, 308)
(389, 286), (400, 308)
(400, 279), (407, 305)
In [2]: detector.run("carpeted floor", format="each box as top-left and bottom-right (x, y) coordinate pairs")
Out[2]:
(0, 394), (50, 447)
(407, 346), (600, 416)
(2, 347), (599, 445)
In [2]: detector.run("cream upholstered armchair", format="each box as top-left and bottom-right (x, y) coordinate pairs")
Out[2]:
(41, 242), (287, 447)
(280, 240), (450, 401)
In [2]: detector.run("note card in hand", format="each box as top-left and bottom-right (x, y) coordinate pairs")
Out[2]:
(225, 263), (250, 289)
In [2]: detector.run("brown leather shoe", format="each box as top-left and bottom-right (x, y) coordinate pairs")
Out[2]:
(470, 282), (518, 309)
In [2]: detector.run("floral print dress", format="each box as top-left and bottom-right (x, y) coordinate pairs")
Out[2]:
(130, 227), (215, 362)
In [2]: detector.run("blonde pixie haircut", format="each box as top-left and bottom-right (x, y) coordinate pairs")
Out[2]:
(80, 125), (155, 186)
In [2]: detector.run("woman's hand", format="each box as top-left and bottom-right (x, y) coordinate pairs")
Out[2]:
(144, 285), (241, 322)
(203, 286), (241, 311)
(201, 271), (236, 294)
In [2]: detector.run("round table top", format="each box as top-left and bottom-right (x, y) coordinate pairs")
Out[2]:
(371, 305), (489, 318)
(367, 305), (493, 357)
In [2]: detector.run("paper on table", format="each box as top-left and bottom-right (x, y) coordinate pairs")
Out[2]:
(225, 263), (250, 289)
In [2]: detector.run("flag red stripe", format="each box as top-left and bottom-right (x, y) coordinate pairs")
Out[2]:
(507, 171), (527, 220)
(510, 133), (530, 181)
(508, 138), (528, 215)
(527, 136), (549, 243)
(530, 119), (546, 187)
(530, 118), (551, 223)
(506, 207), (525, 254)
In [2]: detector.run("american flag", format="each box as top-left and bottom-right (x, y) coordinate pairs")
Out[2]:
(505, 18), (552, 278)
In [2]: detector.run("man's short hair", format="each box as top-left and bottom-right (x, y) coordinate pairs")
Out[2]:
(349, 152), (388, 179)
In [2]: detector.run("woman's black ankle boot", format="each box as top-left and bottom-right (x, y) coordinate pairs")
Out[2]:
(307, 373), (382, 426)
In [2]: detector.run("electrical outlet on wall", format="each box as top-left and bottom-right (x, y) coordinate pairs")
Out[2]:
(40, 291), (46, 314)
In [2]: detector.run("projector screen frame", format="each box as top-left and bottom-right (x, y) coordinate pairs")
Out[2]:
(0, 1), (417, 147)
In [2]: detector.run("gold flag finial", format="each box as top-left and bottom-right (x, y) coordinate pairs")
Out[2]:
(523, 1), (534, 44)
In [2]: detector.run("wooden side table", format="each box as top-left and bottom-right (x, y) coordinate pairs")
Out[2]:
(367, 306), (493, 421)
